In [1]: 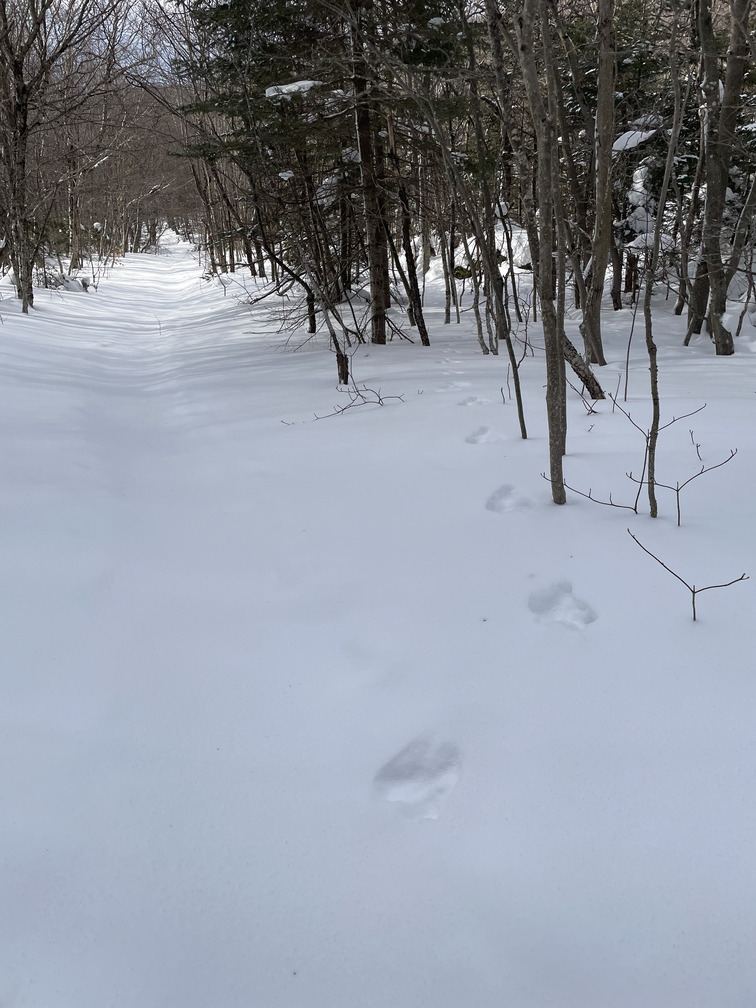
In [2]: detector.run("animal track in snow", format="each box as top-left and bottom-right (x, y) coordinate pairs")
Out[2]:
(435, 380), (471, 392)
(485, 484), (532, 513)
(465, 426), (491, 444)
(458, 395), (492, 407)
(374, 737), (461, 820)
(527, 580), (597, 629)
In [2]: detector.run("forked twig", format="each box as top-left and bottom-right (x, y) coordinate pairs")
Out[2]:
(566, 377), (599, 415)
(627, 528), (748, 621)
(627, 448), (737, 526)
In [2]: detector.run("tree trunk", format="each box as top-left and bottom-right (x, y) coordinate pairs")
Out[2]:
(385, 115), (429, 343)
(6, 100), (34, 311)
(643, 0), (686, 516)
(350, 0), (388, 344)
(516, 0), (565, 501)
(697, 0), (751, 354)
(578, 0), (613, 366)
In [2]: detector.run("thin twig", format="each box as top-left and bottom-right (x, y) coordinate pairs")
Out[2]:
(608, 394), (648, 438)
(313, 385), (404, 419)
(541, 473), (637, 511)
(566, 377), (599, 415)
(659, 403), (706, 431)
(674, 448), (737, 490)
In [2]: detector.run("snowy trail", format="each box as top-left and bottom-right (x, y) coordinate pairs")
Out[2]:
(0, 247), (309, 1004)
(2, 246), (756, 1008)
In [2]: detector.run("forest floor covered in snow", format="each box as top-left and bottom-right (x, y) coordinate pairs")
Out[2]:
(2, 239), (755, 1008)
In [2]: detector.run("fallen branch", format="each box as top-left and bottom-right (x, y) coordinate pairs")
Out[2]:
(313, 385), (404, 419)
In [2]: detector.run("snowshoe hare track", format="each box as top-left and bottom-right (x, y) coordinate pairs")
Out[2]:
(485, 484), (532, 513)
(527, 581), (597, 629)
(458, 395), (492, 406)
(374, 737), (461, 820)
(465, 426), (491, 444)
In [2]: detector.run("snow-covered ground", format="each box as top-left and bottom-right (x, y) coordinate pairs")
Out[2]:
(2, 241), (755, 1007)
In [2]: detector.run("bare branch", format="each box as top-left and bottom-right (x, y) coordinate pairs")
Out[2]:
(659, 403), (707, 431)
(541, 473), (637, 511)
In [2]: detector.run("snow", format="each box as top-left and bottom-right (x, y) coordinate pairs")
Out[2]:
(612, 129), (657, 153)
(625, 231), (675, 251)
(2, 240), (756, 1007)
(632, 114), (663, 129)
(264, 80), (323, 100)
(57, 272), (88, 292)
(315, 172), (341, 207)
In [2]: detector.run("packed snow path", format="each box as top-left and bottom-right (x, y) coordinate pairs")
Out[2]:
(2, 242), (756, 1008)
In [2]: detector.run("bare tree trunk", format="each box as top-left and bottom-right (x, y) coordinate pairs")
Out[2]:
(462, 233), (489, 353)
(643, 0), (685, 516)
(0, 51), (34, 310)
(350, 0), (387, 345)
(439, 213), (453, 325)
(679, 76), (706, 320)
(578, 0), (613, 366)
(516, 0), (565, 501)
(725, 170), (756, 290)
(609, 232), (623, 310)
(696, 0), (751, 354)
(66, 137), (83, 272)
(387, 116), (430, 345)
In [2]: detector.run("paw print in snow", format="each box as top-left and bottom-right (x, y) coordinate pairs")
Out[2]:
(527, 580), (597, 629)
(485, 484), (532, 513)
(374, 737), (461, 820)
